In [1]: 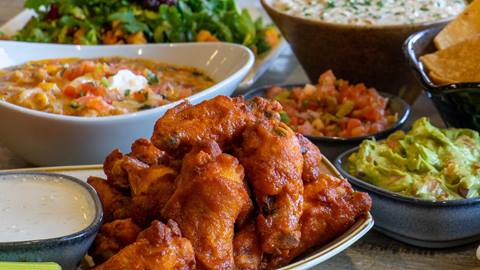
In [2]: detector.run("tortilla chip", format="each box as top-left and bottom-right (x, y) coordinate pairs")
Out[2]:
(434, 0), (480, 50)
(421, 36), (480, 85)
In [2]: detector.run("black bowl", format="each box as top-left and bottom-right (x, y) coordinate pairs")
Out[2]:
(404, 25), (480, 131)
(243, 84), (411, 160)
(335, 147), (480, 248)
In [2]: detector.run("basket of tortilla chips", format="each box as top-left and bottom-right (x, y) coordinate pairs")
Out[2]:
(404, 0), (480, 131)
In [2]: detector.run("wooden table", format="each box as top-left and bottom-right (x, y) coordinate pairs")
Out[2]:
(1, 1), (479, 269)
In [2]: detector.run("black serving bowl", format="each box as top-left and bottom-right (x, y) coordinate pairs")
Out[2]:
(0, 172), (103, 270)
(404, 25), (480, 131)
(335, 147), (480, 248)
(243, 84), (411, 160)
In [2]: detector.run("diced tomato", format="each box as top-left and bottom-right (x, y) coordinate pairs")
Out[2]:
(79, 83), (106, 97)
(77, 96), (112, 115)
(347, 118), (362, 130)
(62, 85), (79, 98)
(350, 125), (367, 137)
(63, 61), (96, 81)
(362, 107), (382, 121)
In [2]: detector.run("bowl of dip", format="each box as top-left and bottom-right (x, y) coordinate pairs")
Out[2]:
(0, 172), (102, 270)
(243, 70), (411, 160)
(260, 0), (467, 104)
(0, 41), (254, 166)
(334, 117), (480, 248)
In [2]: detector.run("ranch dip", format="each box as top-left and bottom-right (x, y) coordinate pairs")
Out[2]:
(0, 174), (95, 242)
(271, 0), (466, 25)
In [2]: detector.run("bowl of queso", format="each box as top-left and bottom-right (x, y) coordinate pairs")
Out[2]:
(335, 117), (480, 248)
(0, 57), (215, 117)
(260, 0), (467, 104)
(0, 172), (102, 270)
(0, 42), (254, 165)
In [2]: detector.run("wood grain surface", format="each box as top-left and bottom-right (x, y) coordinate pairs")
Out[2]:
(1, 1), (480, 269)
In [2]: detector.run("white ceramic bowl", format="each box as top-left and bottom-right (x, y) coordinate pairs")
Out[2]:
(0, 41), (254, 166)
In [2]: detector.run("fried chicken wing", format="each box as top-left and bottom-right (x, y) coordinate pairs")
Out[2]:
(297, 134), (323, 183)
(129, 165), (177, 226)
(238, 121), (304, 254)
(233, 222), (263, 270)
(245, 96), (282, 121)
(94, 220), (195, 270)
(130, 138), (171, 166)
(90, 218), (142, 264)
(101, 144), (178, 226)
(162, 141), (253, 270)
(103, 149), (130, 191)
(103, 139), (171, 191)
(267, 174), (372, 268)
(151, 96), (256, 156)
(87, 177), (131, 222)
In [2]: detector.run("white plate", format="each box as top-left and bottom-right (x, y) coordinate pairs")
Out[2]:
(0, 2), (287, 91)
(2, 157), (373, 270)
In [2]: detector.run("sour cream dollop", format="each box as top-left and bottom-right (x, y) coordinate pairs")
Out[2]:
(108, 69), (148, 95)
(0, 174), (95, 242)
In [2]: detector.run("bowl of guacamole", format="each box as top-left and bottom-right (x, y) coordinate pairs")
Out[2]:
(335, 117), (480, 248)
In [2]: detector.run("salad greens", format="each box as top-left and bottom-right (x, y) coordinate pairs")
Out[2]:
(14, 0), (279, 55)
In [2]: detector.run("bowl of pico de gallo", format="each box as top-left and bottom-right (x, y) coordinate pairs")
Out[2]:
(244, 70), (411, 160)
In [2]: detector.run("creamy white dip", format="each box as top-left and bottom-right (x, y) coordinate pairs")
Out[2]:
(0, 174), (95, 242)
(271, 0), (466, 25)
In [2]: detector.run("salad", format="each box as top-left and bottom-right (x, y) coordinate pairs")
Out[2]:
(13, 0), (279, 55)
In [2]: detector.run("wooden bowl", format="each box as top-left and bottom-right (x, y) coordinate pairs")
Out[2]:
(260, 0), (451, 104)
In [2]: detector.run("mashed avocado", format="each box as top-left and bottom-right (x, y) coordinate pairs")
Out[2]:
(347, 117), (480, 200)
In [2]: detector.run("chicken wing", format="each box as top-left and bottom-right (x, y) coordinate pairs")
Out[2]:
(94, 220), (195, 270)
(238, 121), (304, 254)
(103, 139), (172, 191)
(90, 218), (142, 264)
(87, 177), (131, 222)
(267, 174), (371, 268)
(101, 143), (178, 226)
(130, 138), (171, 166)
(129, 164), (177, 227)
(245, 96), (282, 121)
(233, 222), (263, 270)
(103, 149), (130, 191)
(162, 141), (253, 270)
(151, 96), (256, 156)
(297, 134), (323, 183)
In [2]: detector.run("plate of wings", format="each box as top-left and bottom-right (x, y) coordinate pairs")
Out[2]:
(52, 95), (373, 269)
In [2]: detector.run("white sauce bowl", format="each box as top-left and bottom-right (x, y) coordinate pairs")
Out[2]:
(0, 172), (103, 270)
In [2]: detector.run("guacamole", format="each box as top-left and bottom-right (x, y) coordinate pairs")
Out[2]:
(347, 117), (480, 200)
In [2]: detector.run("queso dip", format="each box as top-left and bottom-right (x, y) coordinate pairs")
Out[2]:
(272, 0), (466, 25)
(0, 57), (214, 117)
(0, 174), (95, 242)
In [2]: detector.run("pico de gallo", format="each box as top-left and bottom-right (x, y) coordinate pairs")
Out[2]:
(0, 57), (214, 117)
(266, 70), (398, 138)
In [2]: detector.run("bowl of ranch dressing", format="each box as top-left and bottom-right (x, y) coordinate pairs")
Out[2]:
(0, 172), (103, 270)
(261, 0), (468, 104)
